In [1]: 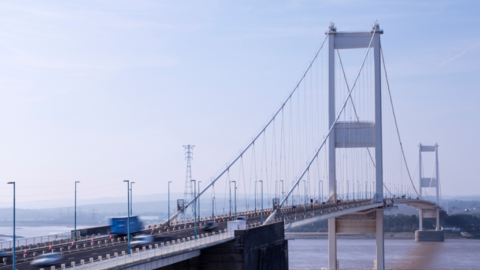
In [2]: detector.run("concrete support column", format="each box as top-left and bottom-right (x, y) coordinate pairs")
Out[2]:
(375, 209), (384, 270)
(419, 209), (423, 231)
(328, 218), (337, 270)
(436, 209), (440, 231)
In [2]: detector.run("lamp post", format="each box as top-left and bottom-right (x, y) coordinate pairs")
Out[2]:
(74, 181), (80, 241)
(198, 181), (201, 220)
(346, 180), (349, 207)
(191, 180), (197, 239)
(303, 180), (307, 217)
(130, 182), (135, 216)
(168, 181), (172, 226)
(254, 180), (257, 213)
(292, 181), (295, 207)
(212, 196), (215, 219)
(231, 181), (236, 220)
(123, 180), (131, 254)
(229, 181), (232, 216)
(7, 182), (16, 270)
(280, 180), (284, 221)
(259, 180), (263, 224)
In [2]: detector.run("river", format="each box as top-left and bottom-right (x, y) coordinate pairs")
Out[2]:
(288, 238), (480, 269)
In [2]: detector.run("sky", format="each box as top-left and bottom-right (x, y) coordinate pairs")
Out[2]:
(0, 0), (478, 208)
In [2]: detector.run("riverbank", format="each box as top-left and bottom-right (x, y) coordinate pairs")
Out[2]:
(285, 232), (469, 240)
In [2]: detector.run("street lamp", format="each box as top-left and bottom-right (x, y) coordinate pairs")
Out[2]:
(211, 196), (215, 219)
(191, 180), (197, 239)
(123, 180), (131, 254)
(280, 180), (284, 221)
(74, 181), (80, 241)
(7, 182), (16, 270)
(231, 181), (236, 220)
(168, 181), (172, 226)
(303, 180), (307, 217)
(254, 180), (257, 212)
(229, 181), (232, 216)
(259, 180), (263, 224)
(198, 181), (201, 220)
(130, 182), (135, 216)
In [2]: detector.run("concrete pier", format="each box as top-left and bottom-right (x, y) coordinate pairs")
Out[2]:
(415, 230), (444, 242)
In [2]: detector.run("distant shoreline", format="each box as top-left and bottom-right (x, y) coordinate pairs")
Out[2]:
(285, 232), (468, 240)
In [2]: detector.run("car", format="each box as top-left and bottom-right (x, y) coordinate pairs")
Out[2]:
(0, 251), (12, 264)
(202, 221), (218, 231)
(337, 200), (342, 205)
(236, 216), (247, 221)
(131, 235), (153, 247)
(31, 253), (64, 266)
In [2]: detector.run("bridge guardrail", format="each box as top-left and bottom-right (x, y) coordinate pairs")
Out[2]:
(69, 231), (235, 270)
(0, 232), (74, 251)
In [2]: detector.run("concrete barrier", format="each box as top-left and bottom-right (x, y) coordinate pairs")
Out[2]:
(89, 258), (93, 263)
(80, 260), (84, 265)
(61, 264), (65, 269)
(71, 262), (75, 267)
(98, 256), (102, 261)
(114, 252), (118, 257)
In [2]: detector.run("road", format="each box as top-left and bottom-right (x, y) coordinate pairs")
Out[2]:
(0, 199), (373, 270)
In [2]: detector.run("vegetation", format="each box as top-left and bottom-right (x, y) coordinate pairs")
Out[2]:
(287, 211), (480, 233)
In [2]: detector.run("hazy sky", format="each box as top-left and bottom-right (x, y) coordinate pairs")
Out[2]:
(0, 0), (478, 207)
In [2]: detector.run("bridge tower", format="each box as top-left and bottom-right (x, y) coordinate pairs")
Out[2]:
(417, 143), (441, 233)
(326, 22), (385, 270)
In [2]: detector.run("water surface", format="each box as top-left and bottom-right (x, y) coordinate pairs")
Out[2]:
(289, 238), (480, 269)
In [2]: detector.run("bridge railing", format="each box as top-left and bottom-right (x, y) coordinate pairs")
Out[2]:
(0, 232), (74, 251)
(69, 230), (235, 270)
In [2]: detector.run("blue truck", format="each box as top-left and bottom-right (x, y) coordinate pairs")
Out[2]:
(110, 216), (143, 235)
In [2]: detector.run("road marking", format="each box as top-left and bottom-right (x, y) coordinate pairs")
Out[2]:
(68, 257), (75, 259)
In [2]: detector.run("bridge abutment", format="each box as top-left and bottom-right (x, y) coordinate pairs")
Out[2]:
(157, 222), (288, 270)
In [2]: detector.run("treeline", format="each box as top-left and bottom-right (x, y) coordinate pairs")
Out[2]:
(287, 212), (480, 233)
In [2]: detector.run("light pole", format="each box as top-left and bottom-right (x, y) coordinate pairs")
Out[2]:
(259, 180), (263, 224)
(280, 180), (284, 221)
(254, 180), (257, 212)
(191, 180), (197, 239)
(275, 181), (278, 200)
(168, 181), (172, 226)
(292, 181), (295, 207)
(346, 180), (349, 207)
(74, 181), (80, 241)
(198, 181), (201, 220)
(231, 181), (236, 220)
(229, 181), (232, 216)
(212, 196), (215, 219)
(7, 182), (16, 270)
(123, 180), (131, 254)
(130, 182), (135, 216)
(303, 180), (306, 217)
(365, 181), (367, 199)
(357, 181), (359, 200)
(320, 180), (323, 202)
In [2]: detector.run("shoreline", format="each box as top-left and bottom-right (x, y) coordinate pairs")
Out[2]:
(285, 232), (470, 240)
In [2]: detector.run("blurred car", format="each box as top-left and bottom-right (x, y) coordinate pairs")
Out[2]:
(131, 235), (153, 247)
(31, 253), (64, 266)
(202, 221), (217, 231)
(236, 216), (247, 221)
(0, 251), (12, 264)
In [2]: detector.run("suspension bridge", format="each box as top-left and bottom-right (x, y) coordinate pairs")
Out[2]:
(0, 22), (444, 270)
